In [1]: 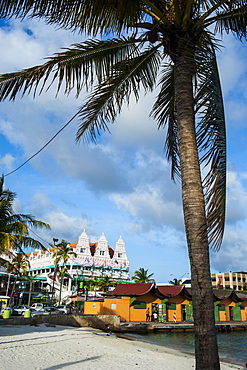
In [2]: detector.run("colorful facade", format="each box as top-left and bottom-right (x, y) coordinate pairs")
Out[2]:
(84, 283), (247, 323)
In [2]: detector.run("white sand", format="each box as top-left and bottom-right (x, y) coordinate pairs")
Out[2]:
(0, 324), (243, 370)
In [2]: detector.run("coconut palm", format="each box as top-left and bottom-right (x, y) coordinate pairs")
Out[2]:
(97, 276), (116, 293)
(1, 1), (247, 367)
(23, 274), (40, 306)
(52, 240), (77, 304)
(131, 268), (154, 283)
(168, 278), (182, 285)
(0, 175), (50, 255)
(6, 254), (30, 297)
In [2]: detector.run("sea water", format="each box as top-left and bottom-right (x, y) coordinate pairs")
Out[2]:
(128, 331), (247, 366)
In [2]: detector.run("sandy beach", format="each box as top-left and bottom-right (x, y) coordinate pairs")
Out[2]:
(0, 324), (243, 369)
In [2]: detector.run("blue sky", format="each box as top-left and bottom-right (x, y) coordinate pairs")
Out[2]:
(1, 17), (247, 283)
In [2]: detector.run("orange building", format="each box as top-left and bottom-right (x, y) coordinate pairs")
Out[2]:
(84, 283), (247, 323)
(84, 283), (192, 322)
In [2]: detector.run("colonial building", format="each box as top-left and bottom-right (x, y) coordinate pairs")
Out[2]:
(27, 230), (130, 283)
(211, 271), (247, 290)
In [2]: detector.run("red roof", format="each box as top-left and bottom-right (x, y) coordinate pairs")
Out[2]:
(106, 283), (154, 296)
(157, 285), (190, 298)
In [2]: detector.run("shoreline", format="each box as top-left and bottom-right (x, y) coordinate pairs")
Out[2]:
(117, 331), (245, 369)
(0, 324), (244, 369)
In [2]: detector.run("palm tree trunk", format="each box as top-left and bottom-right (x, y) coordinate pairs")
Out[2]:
(28, 281), (32, 306)
(174, 55), (220, 370)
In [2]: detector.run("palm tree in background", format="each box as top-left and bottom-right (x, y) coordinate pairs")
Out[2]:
(52, 240), (77, 304)
(0, 175), (50, 255)
(131, 268), (154, 283)
(6, 254), (30, 297)
(97, 276), (116, 293)
(168, 278), (182, 285)
(23, 274), (40, 306)
(1, 1), (247, 367)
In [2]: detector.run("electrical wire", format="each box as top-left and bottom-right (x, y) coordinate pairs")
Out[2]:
(4, 110), (80, 177)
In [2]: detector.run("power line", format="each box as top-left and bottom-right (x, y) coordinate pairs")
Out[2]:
(4, 110), (80, 177)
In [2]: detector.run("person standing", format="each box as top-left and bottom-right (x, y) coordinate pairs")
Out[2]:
(146, 307), (150, 321)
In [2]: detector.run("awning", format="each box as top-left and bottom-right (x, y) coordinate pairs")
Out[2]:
(83, 263), (92, 267)
(71, 296), (85, 302)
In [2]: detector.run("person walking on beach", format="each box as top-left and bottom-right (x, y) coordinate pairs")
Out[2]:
(146, 307), (150, 321)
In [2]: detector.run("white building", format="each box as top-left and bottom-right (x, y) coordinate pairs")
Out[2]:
(211, 271), (247, 290)
(27, 230), (130, 284)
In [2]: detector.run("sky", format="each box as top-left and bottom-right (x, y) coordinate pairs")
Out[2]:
(1, 16), (247, 284)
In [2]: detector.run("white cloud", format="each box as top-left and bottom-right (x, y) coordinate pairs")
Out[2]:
(0, 154), (15, 172)
(226, 170), (247, 223)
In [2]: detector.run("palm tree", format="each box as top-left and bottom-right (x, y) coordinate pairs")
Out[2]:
(168, 278), (182, 286)
(52, 240), (77, 304)
(1, 1), (247, 367)
(0, 175), (50, 255)
(97, 276), (116, 293)
(131, 268), (154, 283)
(6, 254), (30, 297)
(22, 274), (40, 306)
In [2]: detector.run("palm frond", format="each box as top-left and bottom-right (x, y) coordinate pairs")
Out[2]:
(195, 51), (226, 251)
(0, 37), (142, 101)
(0, 0), (144, 35)
(76, 44), (162, 142)
(151, 63), (180, 181)
(205, 3), (247, 39)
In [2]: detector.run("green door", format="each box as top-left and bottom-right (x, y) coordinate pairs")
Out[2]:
(186, 303), (193, 321)
(158, 303), (166, 322)
(232, 306), (241, 321)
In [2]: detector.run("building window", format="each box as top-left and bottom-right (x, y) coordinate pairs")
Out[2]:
(110, 303), (116, 310)
(211, 277), (216, 282)
(233, 277), (236, 281)
(80, 248), (86, 253)
(92, 303), (96, 308)
(217, 304), (225, 311)
(166, 302), (176, 310)
(118, 253), (122, 258)
(100, 251), (105, 256)
(133, 301), (146, 309)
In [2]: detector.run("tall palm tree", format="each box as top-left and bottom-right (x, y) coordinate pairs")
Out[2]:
(6, 254), (30, 297)
(0, 175), (50, 255)
(23, 274), (41, 306)
(131, 268), (154, 283)
(52, 240), (77, 304)
(1, 1), (246, 367)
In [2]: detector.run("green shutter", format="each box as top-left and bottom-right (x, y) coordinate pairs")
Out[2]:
(214, 301), (220, 321)
(133, 301), (146, 309)
(233, 306), (241, 321)
(217, 304), (225, 311)
(166, 302), (176, 310)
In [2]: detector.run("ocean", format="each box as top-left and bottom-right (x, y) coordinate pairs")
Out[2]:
(128, 330), (247, 366)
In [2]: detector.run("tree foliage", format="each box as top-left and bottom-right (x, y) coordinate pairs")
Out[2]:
(131, 267), (154, 283)
(0, 175), (50, 255)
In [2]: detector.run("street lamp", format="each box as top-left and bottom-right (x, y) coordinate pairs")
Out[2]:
(169, 273), (189, 285)
(51, 238), (59, 303)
